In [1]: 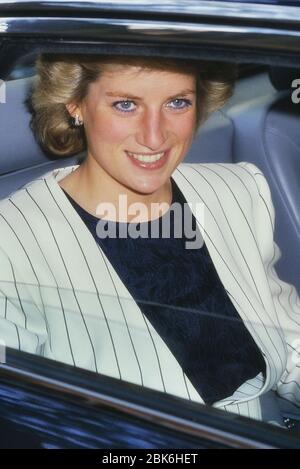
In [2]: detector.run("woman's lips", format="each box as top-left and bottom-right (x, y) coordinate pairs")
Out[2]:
(125, 149), (170, 170)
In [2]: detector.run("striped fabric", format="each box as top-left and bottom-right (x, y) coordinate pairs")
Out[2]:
(0, 161), (299, 422)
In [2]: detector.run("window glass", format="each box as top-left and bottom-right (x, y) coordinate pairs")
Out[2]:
(1, 53), (300, 444)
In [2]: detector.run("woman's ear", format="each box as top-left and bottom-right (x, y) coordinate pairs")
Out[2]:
(65, 103), (82, 120)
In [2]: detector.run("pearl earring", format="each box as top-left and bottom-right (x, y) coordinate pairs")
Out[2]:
(73, 114), (83, 127)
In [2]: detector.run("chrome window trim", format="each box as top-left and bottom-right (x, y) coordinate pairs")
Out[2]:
(0, 1), (300, 25)
(1, 17), (300, 55)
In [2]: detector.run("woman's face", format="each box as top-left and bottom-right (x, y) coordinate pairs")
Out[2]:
(77, 65), (196, 197)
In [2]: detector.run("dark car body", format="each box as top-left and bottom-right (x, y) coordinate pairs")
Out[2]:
(0, 0), (300, 450)
(3, 349), (295, 450)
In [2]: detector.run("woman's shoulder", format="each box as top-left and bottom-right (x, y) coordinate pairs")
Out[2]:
(0, 165), (76, 226)
(179, 160), (262, 176)
(0, 166), (78, 262)
(178, 161), (267, 193)
(0, 165), (76, 208)
(0, 172), (51, 214)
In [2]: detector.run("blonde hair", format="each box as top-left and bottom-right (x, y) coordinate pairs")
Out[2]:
(30, 53), (237, 157)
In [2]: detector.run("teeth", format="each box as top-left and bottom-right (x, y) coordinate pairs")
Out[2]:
(127, 151), (165, 163)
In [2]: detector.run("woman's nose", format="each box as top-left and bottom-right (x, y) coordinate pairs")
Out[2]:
(136, 109), (167, 150)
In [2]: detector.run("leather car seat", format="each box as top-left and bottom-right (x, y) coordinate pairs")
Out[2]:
(224, 68), (300, 294)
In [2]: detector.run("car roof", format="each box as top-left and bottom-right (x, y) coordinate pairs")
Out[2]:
(1, 0), (300, 23)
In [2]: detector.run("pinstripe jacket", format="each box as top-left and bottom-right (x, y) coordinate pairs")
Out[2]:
(0, 161), (299, 421)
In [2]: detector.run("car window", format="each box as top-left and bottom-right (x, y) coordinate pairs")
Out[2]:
(1, 46), (300, 449)
(6, 55), (36, 81)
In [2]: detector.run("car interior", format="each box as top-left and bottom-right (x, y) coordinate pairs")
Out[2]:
(1, 59), (299, 297)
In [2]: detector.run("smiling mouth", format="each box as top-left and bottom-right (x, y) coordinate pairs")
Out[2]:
(126, 150), (166, 163)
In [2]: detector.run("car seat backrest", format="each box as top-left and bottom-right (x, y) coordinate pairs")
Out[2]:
(225, 68), (300, 294)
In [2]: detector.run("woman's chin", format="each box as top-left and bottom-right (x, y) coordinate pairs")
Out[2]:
(126, 178), (169, 197)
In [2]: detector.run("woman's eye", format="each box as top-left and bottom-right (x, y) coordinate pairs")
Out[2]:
(113, 100), (136, 113)
(167, 98), (192, 110)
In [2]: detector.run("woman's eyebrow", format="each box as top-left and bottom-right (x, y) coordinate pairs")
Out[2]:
(105, 89), (196, 100)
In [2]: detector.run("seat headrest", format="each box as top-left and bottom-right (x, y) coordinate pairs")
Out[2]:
(269, 66), (300, 91)
(0, 76), (58, 176)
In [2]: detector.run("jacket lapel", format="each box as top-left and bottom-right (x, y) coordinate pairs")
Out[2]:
(44, 165), (204, 403)
(172, 163), (287, 395)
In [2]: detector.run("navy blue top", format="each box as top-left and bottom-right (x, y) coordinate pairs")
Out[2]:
(63, 178), (265, 404)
